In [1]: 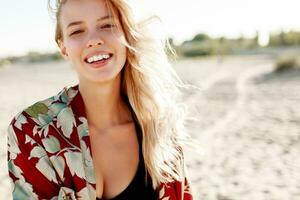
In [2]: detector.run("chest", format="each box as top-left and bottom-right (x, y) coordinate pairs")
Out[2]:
(89, 124), (140, 199)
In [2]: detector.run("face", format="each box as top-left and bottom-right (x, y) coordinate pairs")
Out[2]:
(58, 0), (127, 84)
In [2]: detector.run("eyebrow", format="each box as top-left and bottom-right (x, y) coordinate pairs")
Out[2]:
(67, 15), (113, 29)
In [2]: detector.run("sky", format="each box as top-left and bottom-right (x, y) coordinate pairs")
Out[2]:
(0, 0), (300, 57)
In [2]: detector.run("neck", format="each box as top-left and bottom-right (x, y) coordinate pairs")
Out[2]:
(78, 74), (132, 132)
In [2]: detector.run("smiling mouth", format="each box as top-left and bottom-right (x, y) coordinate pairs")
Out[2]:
(83, 53), (113, 68)
(84, 53), (113, 64)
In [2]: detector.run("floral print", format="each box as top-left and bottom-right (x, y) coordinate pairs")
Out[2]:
(7, 84), (193, 200)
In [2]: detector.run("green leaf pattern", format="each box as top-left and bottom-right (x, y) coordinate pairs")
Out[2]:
(80, 141), (96, 184)
(25, 102), (49, 118)
(42, 135), (61, 154)
(14, 113), (27, 130)
(49, 103), (67, 116)
(36, 157), (58, 184)
(77, 183), (96, 200)
(29, 146), (47, 159)
(77, 117), (89, 139)
(13, 180), (38, 200)
(64, 151), (86, 179)
(7, 125), (21, 160)
(57, 107), (76, 138)
(50, 155), (66, 183)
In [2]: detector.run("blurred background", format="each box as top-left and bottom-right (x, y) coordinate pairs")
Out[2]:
(1, 0), (300, 199)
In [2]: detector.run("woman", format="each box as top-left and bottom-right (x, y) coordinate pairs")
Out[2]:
(7, 0), (193, 199)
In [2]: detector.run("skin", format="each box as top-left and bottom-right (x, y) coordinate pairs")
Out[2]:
(58, 0), (139, 198)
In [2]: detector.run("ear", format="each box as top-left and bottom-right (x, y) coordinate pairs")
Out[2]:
(58, 40), (69, 60)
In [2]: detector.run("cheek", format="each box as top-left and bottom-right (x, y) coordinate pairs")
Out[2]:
(112, 35), (127, 52)
(66, 39), (85, 57)
(105, 29), (126, 45)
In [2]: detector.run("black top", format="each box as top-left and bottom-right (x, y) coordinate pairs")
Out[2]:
(96, 105), (158, 200)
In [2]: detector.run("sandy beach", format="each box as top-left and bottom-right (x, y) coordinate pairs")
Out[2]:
(1, 55), (299, 200)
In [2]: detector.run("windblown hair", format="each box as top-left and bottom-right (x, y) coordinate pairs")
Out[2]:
(48, 0), (191, 189)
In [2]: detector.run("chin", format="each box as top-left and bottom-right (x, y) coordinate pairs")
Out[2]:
(86, 72), (122, 84)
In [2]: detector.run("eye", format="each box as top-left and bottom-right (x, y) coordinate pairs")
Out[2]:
(70, 30), (84, 36)
(101, 24), (115, 29)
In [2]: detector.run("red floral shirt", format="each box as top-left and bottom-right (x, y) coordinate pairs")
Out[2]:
(7, 84), (193, 200)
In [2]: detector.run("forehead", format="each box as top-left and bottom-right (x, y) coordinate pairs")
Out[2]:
(60, 0), (113, 27)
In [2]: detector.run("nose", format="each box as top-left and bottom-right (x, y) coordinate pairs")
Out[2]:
(86, 32), (104, 48)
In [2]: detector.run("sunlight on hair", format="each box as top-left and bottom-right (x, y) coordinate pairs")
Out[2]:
(128, 0), (168, 42)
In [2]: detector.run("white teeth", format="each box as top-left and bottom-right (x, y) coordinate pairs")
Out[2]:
(97, 55), (104, 61)
(87, 54), (110, 63)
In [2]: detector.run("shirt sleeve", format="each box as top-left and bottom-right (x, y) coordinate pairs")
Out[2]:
(178, 147), (194, 200)
(7, 114), (61, 200)
(158, 146), (194, 200)
(182, 167), (194, 199)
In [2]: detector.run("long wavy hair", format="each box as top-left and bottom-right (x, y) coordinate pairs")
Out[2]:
(48, 0), (191, 189)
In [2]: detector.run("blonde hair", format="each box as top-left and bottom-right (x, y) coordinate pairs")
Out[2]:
(48, 0), (191, 189)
